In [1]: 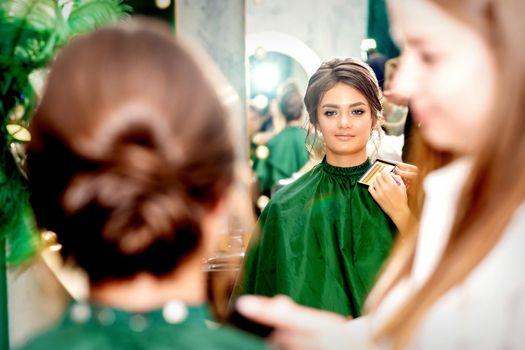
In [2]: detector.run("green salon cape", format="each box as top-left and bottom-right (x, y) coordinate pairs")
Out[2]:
(18, 301), (268, 350)
(254, 127), (309, 195)
(242, 159), (396, 317)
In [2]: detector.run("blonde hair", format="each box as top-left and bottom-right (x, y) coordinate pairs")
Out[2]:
(369, 0), (525, 348)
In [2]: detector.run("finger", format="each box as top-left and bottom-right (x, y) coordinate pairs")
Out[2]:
(381, 171), (399, 186)
(236, 295), (344, 331)
(393, 167), (410, 176)
(368, 183), (378, 200)
(391, 174), (406, 189)
(374, 176), (387, 192)
(236, 295), (295, 328)
(373, 181), (386, 197)
(390, 173), (402, 186)
(270, 330), (320, 350)
(375, 172), (394, 190)
(393, 168), (417, 182)
(393, 161), (418, 172)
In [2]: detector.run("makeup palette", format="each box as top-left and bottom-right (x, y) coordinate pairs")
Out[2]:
(358, 159), (397, 186)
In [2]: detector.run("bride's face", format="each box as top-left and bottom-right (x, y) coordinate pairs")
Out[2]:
(317, 83), (374, 161)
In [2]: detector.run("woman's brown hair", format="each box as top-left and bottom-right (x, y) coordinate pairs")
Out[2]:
(277, 81), (304, 123)
(303, 57), (383, 156)
(27, 20), (235, 284)
(369, 0), (525, 348)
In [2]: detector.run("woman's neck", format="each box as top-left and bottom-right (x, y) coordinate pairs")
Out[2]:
(89, 255), (206, 312)
(325, 151), (368, 168)
(286, 119), (303, 127)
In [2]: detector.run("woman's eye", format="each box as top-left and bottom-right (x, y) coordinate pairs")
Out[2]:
(352, 109), (365, 116)
(324, 110), (337, 117)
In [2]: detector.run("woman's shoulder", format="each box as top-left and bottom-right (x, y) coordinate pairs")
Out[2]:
(476, 201), (525, 276)
(411, 202), (525, 350)
(478, 201), (525, 277)
(266, 126), (306, 148)
(442, 202), (525, 299)
(16, 324), (99, 350)
(504, 201), (525, 238)
(17, 319), (269, 350)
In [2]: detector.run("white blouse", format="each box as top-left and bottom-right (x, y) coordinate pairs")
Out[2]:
(344, 159), (525, 350)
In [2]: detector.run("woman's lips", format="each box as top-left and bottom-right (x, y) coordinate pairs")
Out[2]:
(335, 134), (354, 141)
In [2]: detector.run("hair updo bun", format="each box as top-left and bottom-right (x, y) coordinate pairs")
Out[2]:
(27, 20), (234, 283)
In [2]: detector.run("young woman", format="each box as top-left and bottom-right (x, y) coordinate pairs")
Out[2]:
(236, 0), (525, 349)
(19, 21), (266, 350)
(240, 58), (410, 318)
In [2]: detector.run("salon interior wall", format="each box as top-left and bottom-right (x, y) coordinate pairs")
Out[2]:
(176, 0), (369, 149)
(176, 0), (248, 156)
(247, 0), (368, 61)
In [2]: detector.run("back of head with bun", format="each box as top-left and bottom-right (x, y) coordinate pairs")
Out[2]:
(277, 81), (304, 122)
(27, 20), (234, 283)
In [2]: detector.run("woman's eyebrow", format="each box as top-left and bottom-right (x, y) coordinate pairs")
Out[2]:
(321, 102), (366, 108)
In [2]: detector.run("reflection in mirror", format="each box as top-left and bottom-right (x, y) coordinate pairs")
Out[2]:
(246, 34), (318, 219)
(248, 50), (308, 133)
(249, 51), (308, 100)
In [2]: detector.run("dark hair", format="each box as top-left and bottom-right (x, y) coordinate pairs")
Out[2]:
(277, 81), (304, 122)
(303, 57), (383, 150)
(27, 20), (234, 284)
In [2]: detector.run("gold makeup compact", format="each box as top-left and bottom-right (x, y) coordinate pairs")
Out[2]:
(358, 159), (397, 186)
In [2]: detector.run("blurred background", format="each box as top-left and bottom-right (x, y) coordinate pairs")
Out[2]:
(3, 0), (400, 347)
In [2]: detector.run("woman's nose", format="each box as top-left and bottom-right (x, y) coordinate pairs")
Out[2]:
(339, 113), (352, 128)
(392, 53), (419, 98)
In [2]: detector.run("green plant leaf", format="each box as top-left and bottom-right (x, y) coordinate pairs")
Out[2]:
(0, 0), (131, 265)
(0, 0), (62, 67)
(67, 0), (130, 37)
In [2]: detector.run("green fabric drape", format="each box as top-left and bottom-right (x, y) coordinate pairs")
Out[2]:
(242, 159), (396, 317)
(18, 301), (268, 350)
(254, 127), (309, 195)
(367, 0), (400, 58)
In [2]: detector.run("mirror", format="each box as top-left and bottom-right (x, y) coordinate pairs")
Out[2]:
(244, 0), (405, 210)
(244, 0), (368, 207)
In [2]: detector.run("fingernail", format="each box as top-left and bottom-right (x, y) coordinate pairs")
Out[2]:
(237, 296), (262, 315)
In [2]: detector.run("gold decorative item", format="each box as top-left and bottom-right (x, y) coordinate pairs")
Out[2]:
(6, 124), (31, 142)
(358, 159), (397, 186)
